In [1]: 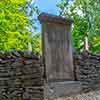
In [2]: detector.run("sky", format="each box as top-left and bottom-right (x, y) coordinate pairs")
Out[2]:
(35, 0), (61, 15)
(34, 0), (61, 33)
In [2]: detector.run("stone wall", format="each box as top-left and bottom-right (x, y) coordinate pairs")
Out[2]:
(0, 51), (100, 100)
(0, 51), (44, 100)
(74, 52), (100, 91)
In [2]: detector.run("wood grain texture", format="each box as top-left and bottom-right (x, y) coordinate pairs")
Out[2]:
(42, 21), (74, 81)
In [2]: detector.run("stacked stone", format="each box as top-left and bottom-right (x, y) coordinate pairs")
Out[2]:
(74, 52), (100, 91)
(0, 51), (44, 100)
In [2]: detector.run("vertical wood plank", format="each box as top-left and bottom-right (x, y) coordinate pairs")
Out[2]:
(39, 13), (74, 81)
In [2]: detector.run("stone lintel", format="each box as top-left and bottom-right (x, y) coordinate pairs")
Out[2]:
(38, 13), (73, 25)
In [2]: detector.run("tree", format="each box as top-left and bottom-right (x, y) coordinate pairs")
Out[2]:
(0, 0), (32, 51)
(32, 34), (42, 55)
(23, 0), (41, 54)
(24, 0), (41, 32)
(57, 0), (100, 53)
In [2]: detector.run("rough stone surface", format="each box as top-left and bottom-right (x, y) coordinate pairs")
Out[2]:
(47, 81), (82, 100)
(74, 51), (100, 91)
(0, 51), (44, 100)
(38, 13), (73, 25)
(55, 90), (100, 100)
(0, 51), (100, 100)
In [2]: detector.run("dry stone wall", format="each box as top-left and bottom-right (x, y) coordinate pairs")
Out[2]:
(0, 51), (44, 100)
(0, 51), (100, 100)
(74, 52), (100, 91)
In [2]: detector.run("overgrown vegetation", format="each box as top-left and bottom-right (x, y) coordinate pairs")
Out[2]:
(0, 0), (41, 54)
(32, 34), (42, 55)
(57, 0), (100, 53)
(0, 0), (99, 54)
(0, 0), (31, 51)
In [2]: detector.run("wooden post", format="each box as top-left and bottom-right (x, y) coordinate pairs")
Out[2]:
(38, 13), (74, 81)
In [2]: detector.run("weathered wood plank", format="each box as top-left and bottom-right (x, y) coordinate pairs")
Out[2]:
(39, 13), (74, 81)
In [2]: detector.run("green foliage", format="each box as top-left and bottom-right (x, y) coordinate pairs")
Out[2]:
(0, 0), (33, 51)
(32, 34), (42, 55)
(57, 0), (100, 53)
(24, 0), (41, 54)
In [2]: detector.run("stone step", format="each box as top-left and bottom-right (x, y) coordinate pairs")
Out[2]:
(46, 81), (82, 100)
